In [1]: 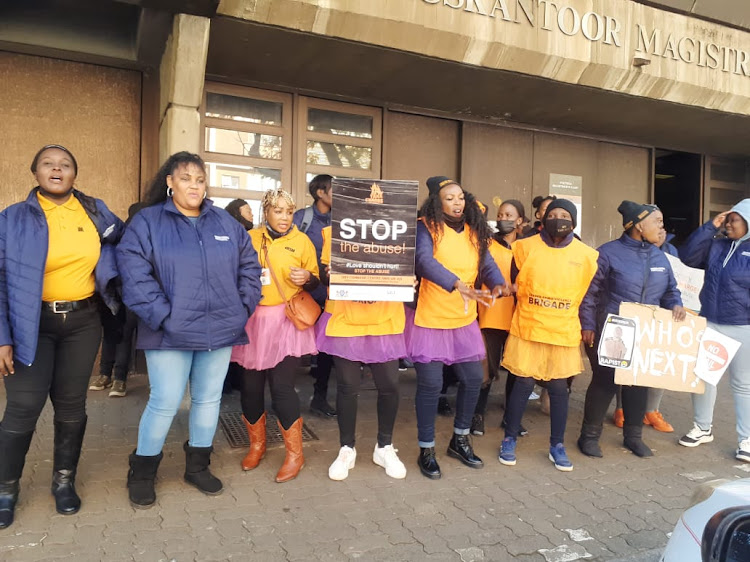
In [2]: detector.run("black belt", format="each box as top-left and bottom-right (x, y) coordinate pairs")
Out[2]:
(42, 296), (97, 314)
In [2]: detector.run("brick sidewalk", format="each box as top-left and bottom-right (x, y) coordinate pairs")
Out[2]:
(1, 365), (747, 562)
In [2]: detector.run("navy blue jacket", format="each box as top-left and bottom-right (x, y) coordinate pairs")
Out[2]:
(292, 204), (330, 305)
(415, 221), (506, 291)
(116, 198), (263, 350)
(580, 234), (682, 331)
(0, 188), (124, 366)
(679, 220), (750, 326)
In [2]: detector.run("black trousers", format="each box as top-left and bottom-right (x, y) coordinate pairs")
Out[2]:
(241, 355), (302, 430)
(2, 306), (102, 433)
(475, 328), (516, 417)
(335, 358), (400, 448)
(582, 336), (647, 429)
(312, 351), (334, 398)
(99, 307), (137, 381)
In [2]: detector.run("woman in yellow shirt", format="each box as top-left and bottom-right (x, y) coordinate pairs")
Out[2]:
(0, 145), (123, 528)
(499, 199), (598, 472)
(231, 188), (320, 483)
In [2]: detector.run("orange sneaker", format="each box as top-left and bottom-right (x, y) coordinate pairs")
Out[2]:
(644, 410), (674, 433)
(613, 408), (624, 428)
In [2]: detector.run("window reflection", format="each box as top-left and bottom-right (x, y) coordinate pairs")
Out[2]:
(206, 162), (282, 192)
(206, 93), (282, 126)
(306, 141), (372, 170)
(205, 128), (282, 160)
(307, 108), (373, 139)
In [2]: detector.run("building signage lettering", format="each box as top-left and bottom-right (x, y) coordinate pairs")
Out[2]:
(422, 0), (750, 77)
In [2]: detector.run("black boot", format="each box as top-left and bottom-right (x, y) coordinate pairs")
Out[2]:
(51, 418), (87, 515)
(437, 396), (452, 417)
(577, 423), (604, 458)
(127, 451), (163, 508)
(623, 425), (653, 458)
(0, 427), (34, 529)
(310, 393), (336, 417)
(447, 434), (484, 469)
(183, 442), (223, 495)
(418, 447), (441, 479)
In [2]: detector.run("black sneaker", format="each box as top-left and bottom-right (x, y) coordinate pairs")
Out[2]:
(501, 418), (529, 437)
(310, 396), (337, 417)
(470, 414), (485, 436)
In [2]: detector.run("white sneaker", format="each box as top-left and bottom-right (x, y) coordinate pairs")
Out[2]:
(736, 439), (750, 463)
(328, 446), (356, 481)
(678, 423), (714, 447)
(372, 444), (407, 479)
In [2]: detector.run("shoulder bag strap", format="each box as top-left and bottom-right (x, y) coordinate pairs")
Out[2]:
(263, 243), (290, 305)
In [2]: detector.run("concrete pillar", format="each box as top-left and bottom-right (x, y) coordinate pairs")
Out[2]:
(158, 14), (210, 163)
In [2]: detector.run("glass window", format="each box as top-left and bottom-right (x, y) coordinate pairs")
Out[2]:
(205, 93), (282, 126)
(306, 141), (372, 170)
(206, 162), (282, 192)
(205, 128), (282, 160)
(307, 108), (373, 139)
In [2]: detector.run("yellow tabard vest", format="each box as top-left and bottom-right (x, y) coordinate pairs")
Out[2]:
(320, 226), (405, 336)
(415, 223), (480, 330)
(510, 235), (598, 347)
(478, 239), (514, 331)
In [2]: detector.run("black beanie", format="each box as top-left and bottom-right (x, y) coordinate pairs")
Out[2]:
(618, 200), (659, 230)
(426, 176), (459, 197)
(544, 198), (577, 228)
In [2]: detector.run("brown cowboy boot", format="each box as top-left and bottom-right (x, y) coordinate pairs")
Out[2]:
(276, 418), (305, 483)
(241, 413), (267, 471)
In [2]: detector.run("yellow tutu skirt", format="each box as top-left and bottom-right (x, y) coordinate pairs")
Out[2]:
(501, 334), (584, 381)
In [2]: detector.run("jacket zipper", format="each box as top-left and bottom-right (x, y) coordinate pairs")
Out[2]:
(195, 217), (212, 351)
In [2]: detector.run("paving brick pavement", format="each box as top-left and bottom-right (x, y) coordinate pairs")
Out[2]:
(1, 365), (747, 562)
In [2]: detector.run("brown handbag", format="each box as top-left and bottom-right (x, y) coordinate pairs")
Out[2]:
(263, 246), (321, 331)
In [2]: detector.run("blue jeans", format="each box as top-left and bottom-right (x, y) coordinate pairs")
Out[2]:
(692, 322), (750, 443)
(505, 377), (569, 446)
(137, 347), (232, 456)
(415, 360), (482, 448)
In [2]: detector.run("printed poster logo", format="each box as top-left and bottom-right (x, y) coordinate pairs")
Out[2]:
(365, 183), (384, 204)
(701, 339), (729, 372)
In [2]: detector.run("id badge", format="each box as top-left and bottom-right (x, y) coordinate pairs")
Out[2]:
(260, 268), (271, 286)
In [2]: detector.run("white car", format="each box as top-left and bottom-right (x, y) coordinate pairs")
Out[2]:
(661, 478), (750, 562)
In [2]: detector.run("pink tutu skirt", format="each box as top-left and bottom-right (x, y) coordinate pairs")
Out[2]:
(315, 312), (407, 364)
(404, 306), (486, 365)
(231, 304), (317, 371)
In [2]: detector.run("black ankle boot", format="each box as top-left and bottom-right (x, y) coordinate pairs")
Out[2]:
(0, 481), (20, 529)
(0, 426), (34, 529)
(623, 425), (653, 458)
(183, 442), (223, 495)
(447, 434), (483, 468)
(437, 397), (452, 417)
(51, 418), (87, 515)
(418, 447), (441, 479)
(127, 451), (163, 508)
(577, 423), (604, 458)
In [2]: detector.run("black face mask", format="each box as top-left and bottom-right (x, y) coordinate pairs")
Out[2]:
(544, 218), (574, 238)
(236, 217), (254, 231)
(496, 220), (517, 235)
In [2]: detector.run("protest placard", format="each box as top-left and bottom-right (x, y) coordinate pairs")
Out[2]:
(694, 327), (742, 386)
(614, 302), (706, 394)
(665, 254), (704, 313)
(598, 314), (637, 369)
(329, 178), (419, 302)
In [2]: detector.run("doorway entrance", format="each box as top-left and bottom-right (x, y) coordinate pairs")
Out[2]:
(654, 150), (702, 246)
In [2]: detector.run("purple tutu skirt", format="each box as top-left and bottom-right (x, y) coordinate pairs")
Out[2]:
(231, 304), (317, 371)
(404, 306), (486, 365)
(315, 312), (407, 364)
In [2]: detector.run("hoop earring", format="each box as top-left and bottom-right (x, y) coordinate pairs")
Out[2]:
(203, 192), (207, 200)
(166, 187), (173, 197)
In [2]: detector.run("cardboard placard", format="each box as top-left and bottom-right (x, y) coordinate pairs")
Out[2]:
(614, 302), (706, 394)
(665, 254), (704, 313)
(329, 178), (419, 302)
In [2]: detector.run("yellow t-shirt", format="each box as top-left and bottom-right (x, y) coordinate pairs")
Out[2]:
(478, 239), (515, 331)
(320, 226), (405, 337)
(415, 222), (480, 330)
(38, 192), (100, 302)
(510, 234), (598, 347)
(251, 225), (319, 307)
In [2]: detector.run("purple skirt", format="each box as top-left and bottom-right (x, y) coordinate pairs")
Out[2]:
(404, 306), (486, 365)
(315, 312), (407, 364)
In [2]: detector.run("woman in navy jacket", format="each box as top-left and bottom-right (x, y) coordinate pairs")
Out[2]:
(577, 201), (684, 459)
(116, 152), (262, 508)
(0, 145), (123, 529)
(677, 199), (750, 463)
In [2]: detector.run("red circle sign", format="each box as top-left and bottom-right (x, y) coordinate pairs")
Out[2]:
(702, 340), (729, 371)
